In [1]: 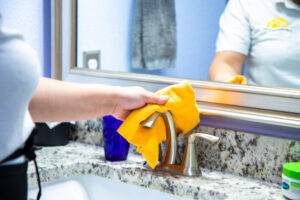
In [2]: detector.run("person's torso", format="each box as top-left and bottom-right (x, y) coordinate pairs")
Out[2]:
(0, 16), (40, 163)
(243, 0), (300, 89)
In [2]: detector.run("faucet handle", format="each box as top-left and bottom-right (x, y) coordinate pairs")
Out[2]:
(181, 133), (219, 177)
(190, 133), (219, 143)
(140, 112), (161, 128)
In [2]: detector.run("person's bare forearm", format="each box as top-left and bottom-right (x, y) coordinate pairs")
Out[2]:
(209, 52), (246, 82)
(209, 61), (240, 82)
(29, 78), (119, 122)
(29, 78), (168, 122)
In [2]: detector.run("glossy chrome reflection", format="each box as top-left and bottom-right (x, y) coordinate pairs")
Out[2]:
(142, 111), (219, 177)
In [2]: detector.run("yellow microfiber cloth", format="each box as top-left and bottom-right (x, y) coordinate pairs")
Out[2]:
(117, 81), (200, 169)
(227, 75), (247, 85)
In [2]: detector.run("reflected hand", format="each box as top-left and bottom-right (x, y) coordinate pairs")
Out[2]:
(227, 75), (247, 85)
(111, 86), (168, 120)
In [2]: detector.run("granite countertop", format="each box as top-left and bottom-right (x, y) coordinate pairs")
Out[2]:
(28, 142), (284, 200)
(74, 120), (300, 184)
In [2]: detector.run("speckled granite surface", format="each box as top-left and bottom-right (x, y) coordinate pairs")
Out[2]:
(28, 142), (283, 200)
(193, 126), (300, 184)
(75, 119), (300, 183)
(72, 119), (300, 184)
(71, 119), (103, 146)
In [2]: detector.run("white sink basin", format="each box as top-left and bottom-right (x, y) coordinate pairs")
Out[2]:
(28, 175), (184, 200)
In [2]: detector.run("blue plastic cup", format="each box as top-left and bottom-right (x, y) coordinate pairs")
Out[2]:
(102, 115), (130, 161)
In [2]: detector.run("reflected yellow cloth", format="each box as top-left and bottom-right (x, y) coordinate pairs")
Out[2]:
(118, 81), (199, 169)
(227, 75), (247, 85)
(204, 75), (247, 105)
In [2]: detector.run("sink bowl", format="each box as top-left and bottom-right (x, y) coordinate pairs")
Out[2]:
(28, 175), (184, 200)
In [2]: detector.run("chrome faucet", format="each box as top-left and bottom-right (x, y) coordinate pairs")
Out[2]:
(141, 111), (219, 177)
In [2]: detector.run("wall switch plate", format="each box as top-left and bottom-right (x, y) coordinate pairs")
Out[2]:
(83, 50), (101, 70)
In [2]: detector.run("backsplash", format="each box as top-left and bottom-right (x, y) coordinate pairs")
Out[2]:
(70, 118), (104, 146)
(71, 118), (300, 184)
(193, 126), (300, 184)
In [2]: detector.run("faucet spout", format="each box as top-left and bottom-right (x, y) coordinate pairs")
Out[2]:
(141, 111), (177, 166)
(141, 111), (219, 177)
(161, 111), (177, 166)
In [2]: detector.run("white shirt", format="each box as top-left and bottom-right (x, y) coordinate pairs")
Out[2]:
(0, 15), (40, 164)
(216, 0), (300, 89)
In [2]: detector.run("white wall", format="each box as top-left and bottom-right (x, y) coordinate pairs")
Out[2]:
(0, 0), (51, 76)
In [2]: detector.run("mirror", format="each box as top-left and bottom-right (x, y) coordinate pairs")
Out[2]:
(76, 0), (300, 90)
(76, 0), (225, 81)
(53, 0), (300, 139)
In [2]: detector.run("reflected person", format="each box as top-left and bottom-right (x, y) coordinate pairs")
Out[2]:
(209, 0), (300, 89)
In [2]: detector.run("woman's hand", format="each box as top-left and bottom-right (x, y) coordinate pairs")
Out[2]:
(110, 86), (168, 120)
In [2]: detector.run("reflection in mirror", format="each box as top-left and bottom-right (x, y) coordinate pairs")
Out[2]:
(76, 0), (300, 90)
(77, 0), (226, 81)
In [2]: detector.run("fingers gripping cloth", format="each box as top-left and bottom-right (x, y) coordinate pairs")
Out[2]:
(118, 81), (200, 169)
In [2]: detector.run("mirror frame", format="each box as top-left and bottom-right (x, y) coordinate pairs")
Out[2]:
(52, 0), (300, 140)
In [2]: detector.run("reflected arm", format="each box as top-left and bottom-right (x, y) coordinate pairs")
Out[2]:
(209, 51), (247, 82)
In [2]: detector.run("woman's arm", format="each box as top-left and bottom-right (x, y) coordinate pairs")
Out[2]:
(29, 78), (168, 122)
(208, 51), (247, 82)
